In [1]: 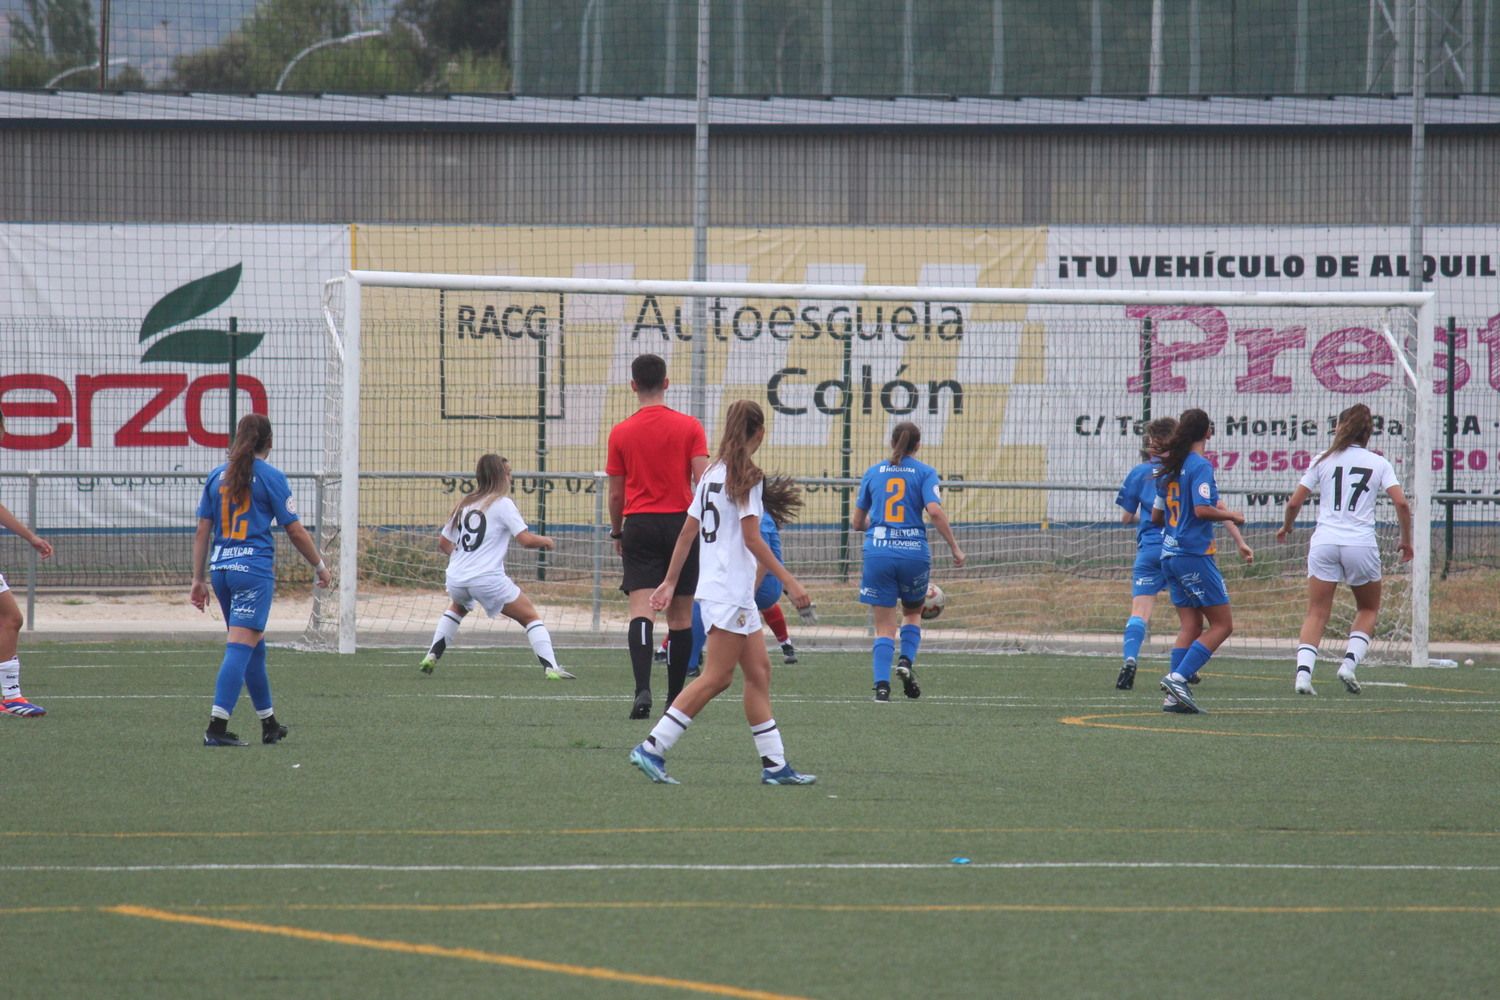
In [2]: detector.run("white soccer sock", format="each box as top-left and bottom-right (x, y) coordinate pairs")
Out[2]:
(1343, 631), (1371, 671)
(525, 620), (559, 671)
(648, 707), (693, 754)
(256, 707), (275, 720)
(429, 610), (463, 656)
(751, 718), (786, 768)
(1296, 644), (1318, 675)
(0, 657), (19, 699)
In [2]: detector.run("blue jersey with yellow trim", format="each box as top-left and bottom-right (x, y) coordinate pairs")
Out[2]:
(1117, 460), (1165, 547)
(196, 458), (299, 578)
(1156, 451), (1219, 558)
(855, 456), (942, 557)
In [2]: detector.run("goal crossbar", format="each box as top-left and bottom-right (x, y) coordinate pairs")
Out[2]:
(332, 271), (1436, 666)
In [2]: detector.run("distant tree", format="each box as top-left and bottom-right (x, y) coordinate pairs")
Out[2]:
(395, 0), (510, 92)
(11, 0), (98, 62)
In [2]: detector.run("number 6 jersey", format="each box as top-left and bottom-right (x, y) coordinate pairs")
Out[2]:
(441, 496), (529, 586)
(1299, 445), (1399, 547)
(688, 461), (764, 608)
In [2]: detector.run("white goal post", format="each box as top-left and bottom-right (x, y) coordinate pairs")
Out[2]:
(320, 269), (1435, 666)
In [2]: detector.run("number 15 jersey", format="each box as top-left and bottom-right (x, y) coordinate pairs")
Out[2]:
(441, 496), (528, 586)
(1300, 445), (1398, 547)
(688, 461), (764, 608)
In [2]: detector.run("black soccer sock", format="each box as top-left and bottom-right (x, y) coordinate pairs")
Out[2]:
(206, 716), (229, 736)
(628, 617), (655, 694)
(665, 627), (693, 707)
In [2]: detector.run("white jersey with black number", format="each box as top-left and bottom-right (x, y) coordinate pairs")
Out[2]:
(688, 462), (764, 608)
(441, 496), (528, 585)
(1299, 445), (1398, 547)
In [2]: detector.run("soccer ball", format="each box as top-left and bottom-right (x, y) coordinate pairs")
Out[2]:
(920, 583), (946, 621)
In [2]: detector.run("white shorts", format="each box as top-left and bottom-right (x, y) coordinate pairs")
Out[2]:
(1307, 544), (1383, 587)
(447, 575), (522, 617)
(698, 600), (762, 636)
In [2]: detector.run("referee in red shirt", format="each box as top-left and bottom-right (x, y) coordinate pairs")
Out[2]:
(607, 354), (710, 719)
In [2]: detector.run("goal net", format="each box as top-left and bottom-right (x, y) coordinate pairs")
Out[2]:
(309, 272), (1434, 667)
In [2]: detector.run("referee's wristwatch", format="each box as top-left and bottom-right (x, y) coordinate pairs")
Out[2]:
(610, 528), (623, 539)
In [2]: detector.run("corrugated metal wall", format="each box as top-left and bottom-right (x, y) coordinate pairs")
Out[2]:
(2, 126), (1496, 225)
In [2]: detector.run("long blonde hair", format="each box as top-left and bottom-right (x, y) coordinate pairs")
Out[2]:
(1317, 404), (1374, 465)
(449, 453), (511, 529)
(714, 400), (802, 526)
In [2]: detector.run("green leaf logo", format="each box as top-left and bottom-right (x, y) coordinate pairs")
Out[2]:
(138, 264), (261, 364)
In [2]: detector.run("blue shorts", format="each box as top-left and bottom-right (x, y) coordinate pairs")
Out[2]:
(858, 549), (930, 608)
(755, 575), (783, 611)
(1131, 542), (1166, 597)
(1162, 554), (1229, 609)
(212, 569), (275, 631)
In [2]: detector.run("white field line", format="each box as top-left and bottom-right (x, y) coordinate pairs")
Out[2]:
(5, 861), (1500, 875)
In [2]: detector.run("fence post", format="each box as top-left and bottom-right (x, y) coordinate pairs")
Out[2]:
(26, 471), (38, 632)
(1442, 315), (1456, 578)
(592, 472), (605, 633)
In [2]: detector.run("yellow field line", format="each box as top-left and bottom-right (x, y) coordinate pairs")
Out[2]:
(1060, 711), (1500, 744)
(178, 901), (1500, 916)
(4, 824), (1498, 839)
(104, 905), (810, 1000)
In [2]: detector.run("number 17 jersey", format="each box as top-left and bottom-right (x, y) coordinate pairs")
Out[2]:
(1300, 445), (1398, 547)
(856, 457), (942, 557)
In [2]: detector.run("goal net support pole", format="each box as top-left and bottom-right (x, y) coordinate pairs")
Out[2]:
(333, 270), (1434, 664)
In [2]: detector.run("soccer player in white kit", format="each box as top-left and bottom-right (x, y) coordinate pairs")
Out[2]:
(1276, 404), (1413, 695)
(629, 400), (817, 785)
(0, 405), (54, 717)
(418, 454), (575, 680)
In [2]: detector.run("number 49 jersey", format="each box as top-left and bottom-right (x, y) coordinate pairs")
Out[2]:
(441, 496), (528, 586)
(1300, 445), (1399, 547)
(688, 461), (764, 608)
(196, 459), (299, 578)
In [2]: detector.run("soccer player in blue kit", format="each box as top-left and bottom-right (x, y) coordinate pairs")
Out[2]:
(1151, 409), (1247, 714)
(852, 421), (965, 702)
(191, 414), (331, 746)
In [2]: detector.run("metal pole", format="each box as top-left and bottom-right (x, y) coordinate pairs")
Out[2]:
(1189, 0), (1202, 94)
(903, 0), (916, 94)
(838, 337), (853, 582)
(99, 0), (110, 90)
(1442, 315), (1456, 577)
(733, 0), (745, 93)
(664, 0), (678, 93)
(1149, 0), (1164, 94)
(1411, 297), (1436, 667)
(227, 316), (239, 438)
(1090, 0), (1103, 94)
(1409, 0), (1427, 296)
(1141, 318), (1154, 424)
(338, 278), (363, 654)
(990, 0), (1005, 95)
(1295, 0), (1309, 93)
(510, 0), (523, 93)
(25, 473), (37, 632)
(592, 473), (604, 632)
(823, 0), (834, 94)
(690, 0), (710, 424)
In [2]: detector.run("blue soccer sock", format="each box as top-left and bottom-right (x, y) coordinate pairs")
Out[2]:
(688, 601), (707, 670)
(212, 642), (254, 717)
(1177, 640), (1213, 680)
(898, 624), (922, 665)
(243, 640), (273, 715)
(1170, 646), (1188, 673)
(1123, 616), (1147, 664)
(872, 637), (895, 686)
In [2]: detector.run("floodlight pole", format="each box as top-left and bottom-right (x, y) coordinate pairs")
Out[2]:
(689, 0), (710, 426)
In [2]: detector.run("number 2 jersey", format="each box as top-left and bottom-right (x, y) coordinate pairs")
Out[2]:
(855, 457), (942, 557)
(196, 458), (299, 578)
(688, 461), (765, 608)
(1299, 445), (1398, 548)
(441, 496), (529, 586)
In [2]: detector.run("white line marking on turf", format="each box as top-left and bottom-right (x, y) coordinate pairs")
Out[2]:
(7, 861), (1500, 874)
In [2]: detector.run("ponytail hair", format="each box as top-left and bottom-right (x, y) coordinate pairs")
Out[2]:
(449, 453), (511, 529)
(761, 476), (804, 528)
(1141, 416), (1177, 461)
(1155, 408), (1212, 484)
(716, 399), (766, 505)
(890, 421), (921, 465)
(1317, 403), (1374, 465)
(223, 413), (273, 505)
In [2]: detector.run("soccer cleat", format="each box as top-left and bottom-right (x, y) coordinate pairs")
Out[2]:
(261, 717), (289, 745)
(1162, 698), (1196, 714)
(544, 665), (577, 680)
(780, 641), (798, 665)
(629, 690), (653, 720)
(418, 653), (438, 675)
(1116, 659), (1137, 690)
(1337, 666), (1361, 695)
(0, 697), (46, 718)
(204, 729), (249, 747)
(653, 644), (668, 663)
(1187, 673), (1202, 685)
(1295, 671), (1317, 696)
(894, 657), (921, 699)
(1159, 674), (1203, 714)
(629, 743), (678, 784)
(873, 682), (891, 702)
(761, 763), (817, 785)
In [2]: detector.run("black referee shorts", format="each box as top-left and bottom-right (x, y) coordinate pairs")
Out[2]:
(620, 511), (699, 596)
